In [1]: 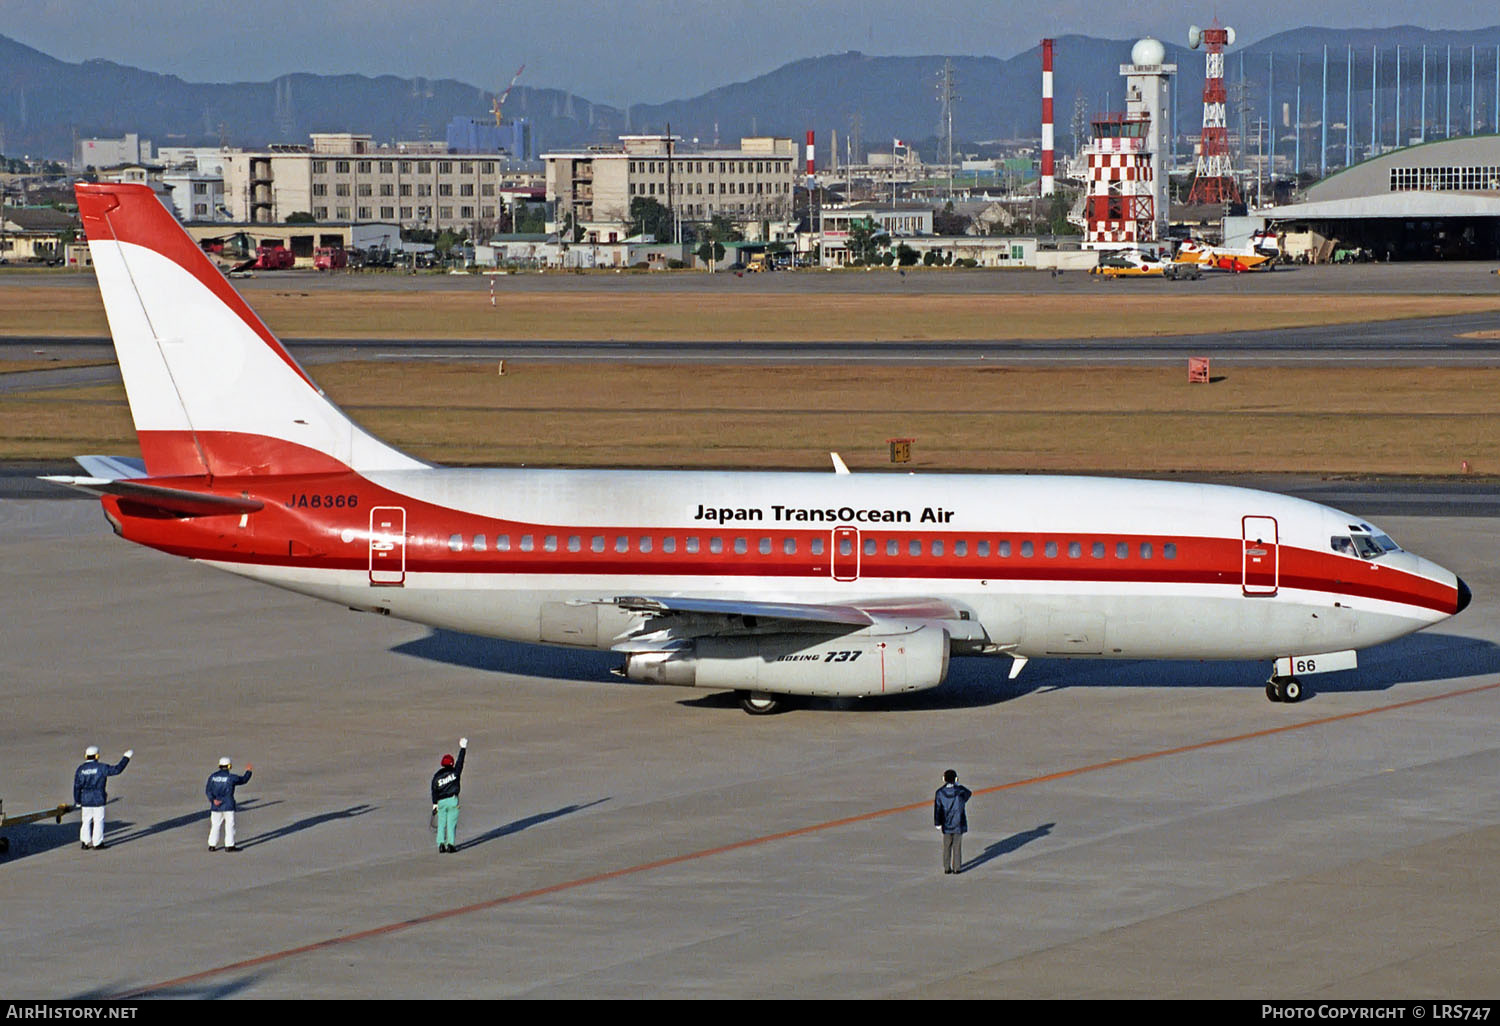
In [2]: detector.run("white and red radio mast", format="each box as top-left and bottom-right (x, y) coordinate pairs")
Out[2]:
(1186, 22), (1241, 205)
(1041, 39), (1055, 196)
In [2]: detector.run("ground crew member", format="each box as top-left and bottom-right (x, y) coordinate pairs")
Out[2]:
(431, 738), (467, 853)
(206, 757), (254, 852)
(73, 745), (132, 850)
(933, 769), (972, 875)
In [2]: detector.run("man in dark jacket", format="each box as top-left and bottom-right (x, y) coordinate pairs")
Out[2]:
(431, 737), (467, 853)
(933, 769), (973, 875)
(74, 745), (132, 850)
(206, 757), (254, 851)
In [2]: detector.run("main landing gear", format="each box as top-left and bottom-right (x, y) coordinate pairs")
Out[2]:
(1265, 675), (1303, 703)
(737, 690), (785, 715)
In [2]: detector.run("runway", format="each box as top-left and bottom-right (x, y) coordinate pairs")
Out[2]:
(2, 493), (1497, 998)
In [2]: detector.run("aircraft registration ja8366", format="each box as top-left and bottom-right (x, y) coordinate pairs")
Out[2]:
(50, 184), (1471, 713)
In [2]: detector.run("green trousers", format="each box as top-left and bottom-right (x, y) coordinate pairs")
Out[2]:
(436, 796), (460, 848)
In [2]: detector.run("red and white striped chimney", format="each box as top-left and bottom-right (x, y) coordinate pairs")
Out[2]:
(805, 129), (816, 185)
(1041, 38), (1055, 197)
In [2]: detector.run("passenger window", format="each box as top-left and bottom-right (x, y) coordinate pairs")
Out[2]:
(811, 538), (825, 555)
(639, 536), (653, 553)
(1044, 541), (1058, 558)
(520, 534), (534, 552)
(734, 538), (747, 554)
(662, 537), (676, 553)
(1163, 543), (1177, 560)
(496, 534), (510, 552)
(448, 533), (464, 552)
(978, 540), (990, 557)
(1020, 541), (1033, 558)
(473, 534), (487, 552)
(1092, 542), (1105, 559)
(863, 538), (876, 556)
(616, 536), (629, 554)
(909, 539), (922, 557)
(686, 537), (699, 553)
(954, 540), (968, 557)
(783, 538), (797, 555)
(1116, 542), (1129, 559)
(931, 540), (944, 557)
(569, 536), (584, 553)
(588, 535), (602, 553)
(839, 537), (852, 556)
(1067, 541), (1081, 559)
(1139, 542), (1153, 559)
(543, 535), (557, 552)
(886, 538), (898, 556)
(998, 541), (1011, 558)
(759, 538), (771, 555)
(710, 537), (723, 554)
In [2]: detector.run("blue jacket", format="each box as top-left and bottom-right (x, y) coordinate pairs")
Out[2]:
(431, 746), (466, 803)
(73, 755), (130, 808)
(934, 783), (972, 834)
(206, 768), (252, 811)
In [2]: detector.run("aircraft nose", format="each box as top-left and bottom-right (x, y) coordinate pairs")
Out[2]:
(1456, 577), (1472, 615)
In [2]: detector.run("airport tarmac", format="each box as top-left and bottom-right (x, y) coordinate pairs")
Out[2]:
(2, 490), (1497, 998)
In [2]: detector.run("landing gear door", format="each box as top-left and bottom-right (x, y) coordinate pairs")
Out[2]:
(369, 506), (407, 587)
(1242, 515), (1278, 596)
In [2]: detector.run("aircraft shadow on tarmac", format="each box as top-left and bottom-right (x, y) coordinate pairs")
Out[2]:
(454, 797), (611, 852)
(960, 822), (1056, 874)
(392, 628), (1500, 715)
(77, 973), (264, 1001)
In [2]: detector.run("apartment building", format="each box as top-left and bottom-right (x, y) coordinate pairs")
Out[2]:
(544, 135), (797, 239)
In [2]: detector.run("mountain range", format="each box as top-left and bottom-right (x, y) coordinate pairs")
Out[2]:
(3, 27), (1499, 163)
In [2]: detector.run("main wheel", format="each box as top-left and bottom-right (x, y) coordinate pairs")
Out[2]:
(1265, 681), (1283, 703)
(738, 690), (783, 715)
(1281, 678), (1303, 702)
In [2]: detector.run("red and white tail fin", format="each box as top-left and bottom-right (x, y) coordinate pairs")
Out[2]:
(75, 183), (424, 478)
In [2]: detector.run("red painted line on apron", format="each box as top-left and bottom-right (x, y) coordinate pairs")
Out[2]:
(116, 678), (1500, 997)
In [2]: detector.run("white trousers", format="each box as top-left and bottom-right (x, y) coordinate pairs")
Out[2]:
(79, 806), (105, 847)
(208, 810), (236, 848)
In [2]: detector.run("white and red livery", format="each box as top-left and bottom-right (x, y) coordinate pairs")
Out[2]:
(51, 184), (1469, 713)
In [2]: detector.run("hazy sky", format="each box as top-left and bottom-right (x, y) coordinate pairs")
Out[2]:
(3, 0), (1492, 106)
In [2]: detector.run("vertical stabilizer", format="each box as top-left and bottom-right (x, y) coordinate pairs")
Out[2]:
(75, 183), (424, 478)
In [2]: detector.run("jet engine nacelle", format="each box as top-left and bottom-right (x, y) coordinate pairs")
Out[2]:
(623, 624), (951, 698)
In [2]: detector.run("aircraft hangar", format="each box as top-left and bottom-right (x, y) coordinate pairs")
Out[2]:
(1252, 136), (1500, 261)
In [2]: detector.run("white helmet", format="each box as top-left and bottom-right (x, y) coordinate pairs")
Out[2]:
(219, 757), (232, 768)
(85, 745), (100, 759)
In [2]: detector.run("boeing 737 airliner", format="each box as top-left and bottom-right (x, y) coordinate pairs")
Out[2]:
(49, 183), (1470, 713)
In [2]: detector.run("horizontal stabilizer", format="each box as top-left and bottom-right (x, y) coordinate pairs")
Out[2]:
(39, 476), (264, 517)
(74, 455), (148, 481)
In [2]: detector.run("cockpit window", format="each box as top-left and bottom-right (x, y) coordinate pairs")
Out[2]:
(1334, 532), (1396, 559)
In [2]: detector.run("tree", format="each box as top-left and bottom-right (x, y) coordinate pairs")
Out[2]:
(695, 240), (726, 269)
(895, 243), (919, 267)
(932, 201), (971, 236)
(284, 211), (317, 224)
(627, 196), (675, 241)
(847, 217), (887, 265)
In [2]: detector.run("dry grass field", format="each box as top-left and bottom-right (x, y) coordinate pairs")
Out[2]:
(5, 285), (1500, 341)
(6, 360), (1497, 476)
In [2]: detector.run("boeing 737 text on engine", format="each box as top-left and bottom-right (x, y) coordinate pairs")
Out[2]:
(49, 184), (1470, 714)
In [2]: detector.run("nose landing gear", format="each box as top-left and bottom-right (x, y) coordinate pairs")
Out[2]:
(1265, 675), (1303, 703)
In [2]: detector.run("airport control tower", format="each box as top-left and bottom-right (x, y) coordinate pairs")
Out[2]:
(1082, 38), (1175, 250)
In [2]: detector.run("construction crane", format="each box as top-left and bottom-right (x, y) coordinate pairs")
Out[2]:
(491, 64), (526, 125)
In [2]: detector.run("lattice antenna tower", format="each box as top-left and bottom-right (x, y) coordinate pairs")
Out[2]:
(1186, 22), (1241, 204)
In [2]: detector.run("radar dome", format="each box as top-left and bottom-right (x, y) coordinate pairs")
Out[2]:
(1132, 37), (1166, 66)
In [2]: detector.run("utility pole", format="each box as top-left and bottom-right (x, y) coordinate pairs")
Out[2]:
(936, 59), (958, 201)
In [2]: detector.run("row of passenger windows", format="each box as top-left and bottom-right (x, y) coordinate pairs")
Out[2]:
(446, 533), (1178, 561)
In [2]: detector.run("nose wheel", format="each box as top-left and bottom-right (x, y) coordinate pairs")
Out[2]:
(1266, 676), (1303, 703)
